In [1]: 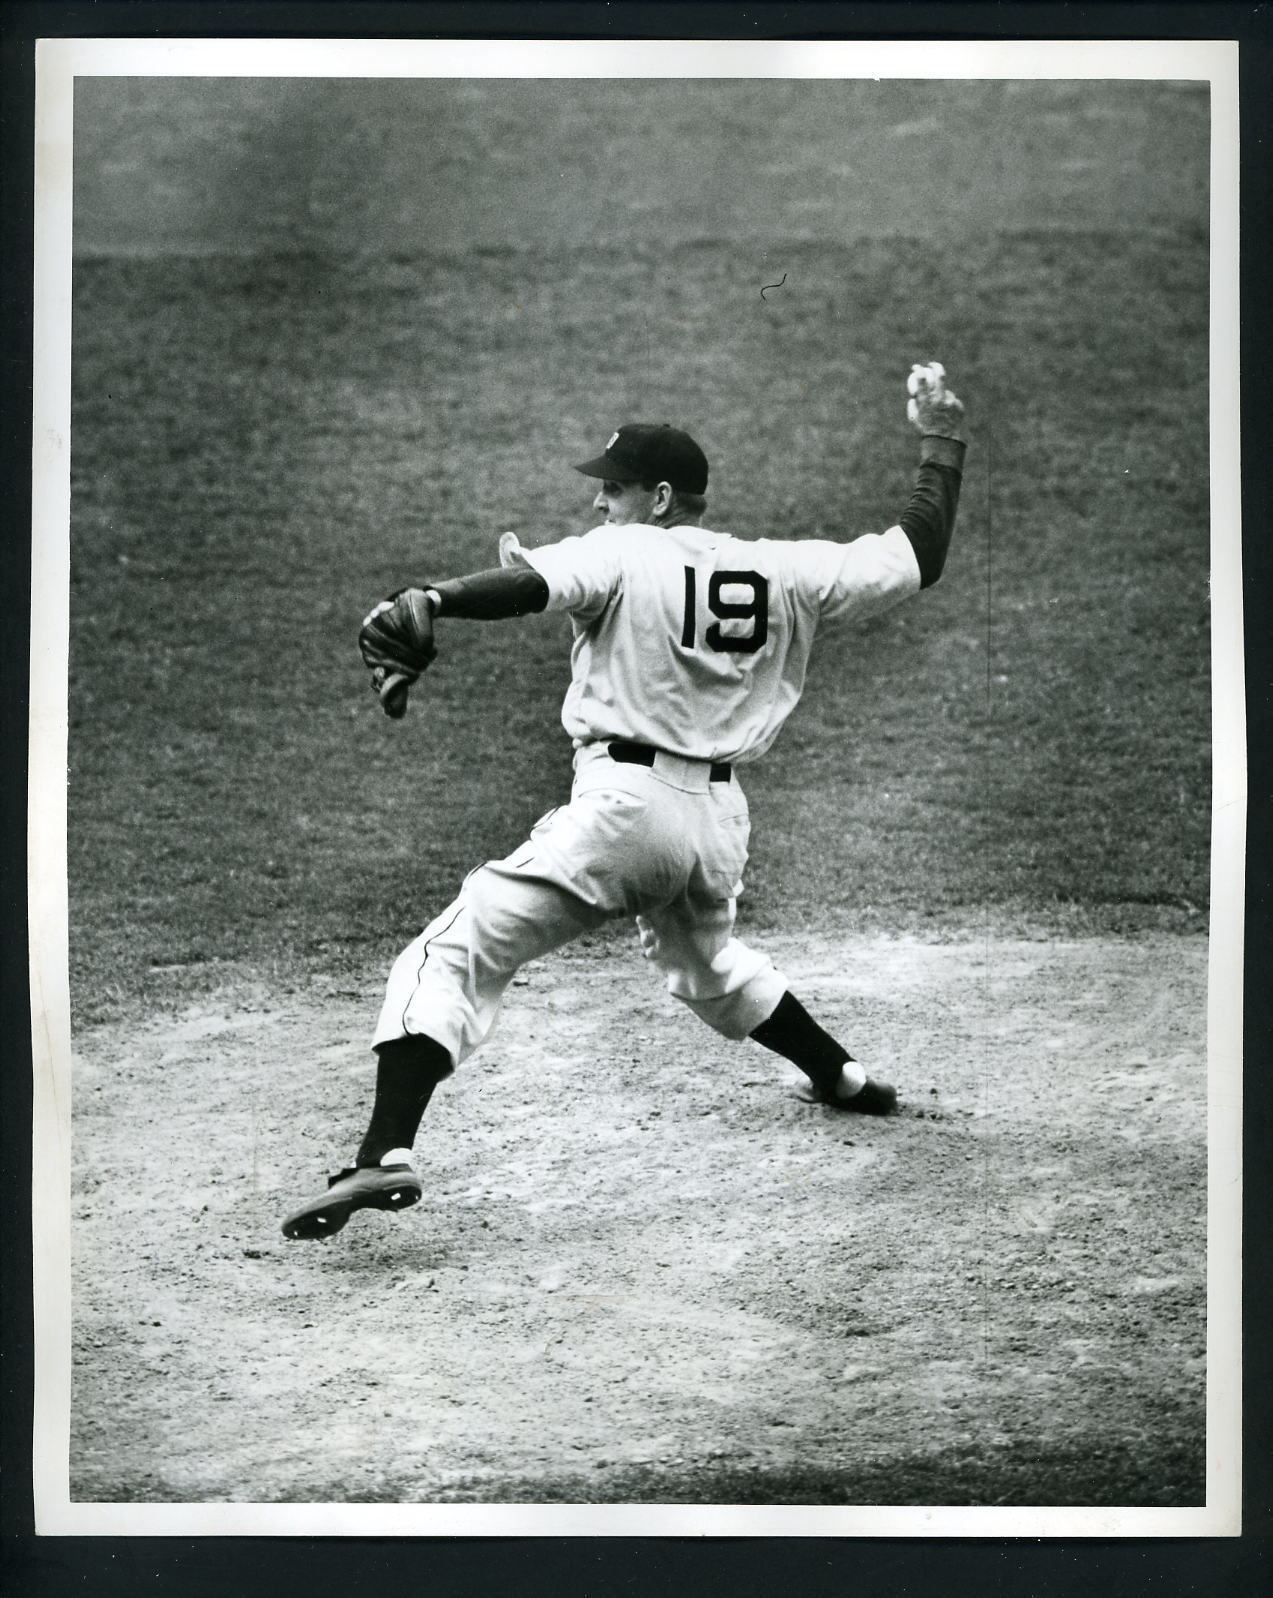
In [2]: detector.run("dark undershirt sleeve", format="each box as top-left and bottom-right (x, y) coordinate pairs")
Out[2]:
(428, 565), (550, 619)
(899, 435), (967, 589)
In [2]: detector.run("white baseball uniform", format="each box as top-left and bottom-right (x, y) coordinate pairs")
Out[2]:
(374, 518), (923, 1065)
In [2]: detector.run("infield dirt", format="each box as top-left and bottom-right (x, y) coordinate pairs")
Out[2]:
(71, 927), (1206, 1505)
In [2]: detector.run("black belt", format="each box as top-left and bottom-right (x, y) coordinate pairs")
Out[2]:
(608, 740), (732, 783)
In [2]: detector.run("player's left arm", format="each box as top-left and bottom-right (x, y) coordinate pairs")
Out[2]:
(358, 565), (550, 718)
(417, 521), (622, 620)
(370, 516), (616, 650)
(424, 565), (550, 619)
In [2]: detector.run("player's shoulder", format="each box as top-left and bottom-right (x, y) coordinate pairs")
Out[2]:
(580, 521), (651, 548)
(586, 522), (719, 558)
(714, 532), (826, 570)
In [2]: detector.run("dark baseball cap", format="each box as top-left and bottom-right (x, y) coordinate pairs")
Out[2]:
(574, 423), (709, 494)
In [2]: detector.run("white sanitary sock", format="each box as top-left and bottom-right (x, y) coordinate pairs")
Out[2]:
(833, 1061), (868, 1099)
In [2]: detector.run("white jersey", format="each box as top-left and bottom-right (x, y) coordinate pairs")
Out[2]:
(507, 520), (921, 765)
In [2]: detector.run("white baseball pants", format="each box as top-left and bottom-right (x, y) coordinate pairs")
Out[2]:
(373, 742), (788, 1066)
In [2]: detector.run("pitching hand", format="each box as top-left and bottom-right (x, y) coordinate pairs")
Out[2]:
(906, 362), (965, 440)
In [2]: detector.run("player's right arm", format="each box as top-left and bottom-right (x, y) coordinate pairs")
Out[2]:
(899, 433), (965, 589)
(792, 363), (967, 625)
(898, 362), (966, 588)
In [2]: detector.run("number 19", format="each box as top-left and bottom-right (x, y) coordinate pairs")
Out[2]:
(681, 567), (770, 655)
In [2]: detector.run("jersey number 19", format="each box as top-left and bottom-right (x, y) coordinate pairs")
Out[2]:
(681, 568), (769, 655)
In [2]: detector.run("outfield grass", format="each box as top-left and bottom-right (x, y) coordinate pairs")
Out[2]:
(66, 83), (1211, 1025)
(74, 78), (1208, 257)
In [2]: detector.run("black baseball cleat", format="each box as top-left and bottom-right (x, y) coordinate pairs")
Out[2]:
(804, 1076), (899, 1115)
(281, 1164), (423, 1240)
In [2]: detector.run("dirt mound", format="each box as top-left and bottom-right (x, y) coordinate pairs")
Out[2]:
(69, 932), (1207, 1506)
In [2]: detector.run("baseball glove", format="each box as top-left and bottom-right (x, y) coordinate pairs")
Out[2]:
(906, 361), (965, 439)
(359, 587), (438, 719)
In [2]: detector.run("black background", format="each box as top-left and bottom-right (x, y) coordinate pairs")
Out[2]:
(2, 2), (1268, 1592)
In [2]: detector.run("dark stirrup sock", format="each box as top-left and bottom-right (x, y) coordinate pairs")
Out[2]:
(355, 1034), (454, 1168)
(749, 990), (853, 1097)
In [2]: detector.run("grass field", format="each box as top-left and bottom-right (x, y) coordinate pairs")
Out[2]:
(61, 76), (1215, 1512)
(68, 84), (1211, 1022)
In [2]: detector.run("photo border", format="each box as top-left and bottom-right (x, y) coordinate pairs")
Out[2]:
(8, 0), (1265, 1579)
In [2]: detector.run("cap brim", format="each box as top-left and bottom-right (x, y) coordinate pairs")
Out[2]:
(573, 453), (643, 483)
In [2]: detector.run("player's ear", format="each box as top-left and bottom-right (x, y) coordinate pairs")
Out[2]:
(652, 481), (674, 518)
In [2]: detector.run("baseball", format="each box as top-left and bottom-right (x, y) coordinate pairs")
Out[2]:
(908, 361), (945, 397)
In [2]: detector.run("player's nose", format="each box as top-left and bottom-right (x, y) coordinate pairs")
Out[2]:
(593, 487), (607, 510)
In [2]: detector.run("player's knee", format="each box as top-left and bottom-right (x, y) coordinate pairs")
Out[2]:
(673, 958), (788, 1040)
(374, 1032), (455, 1083)
(679, 988), (766, 1041)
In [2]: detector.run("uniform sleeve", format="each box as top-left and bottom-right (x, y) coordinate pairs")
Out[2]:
(514, 527), (624, 622)
(789, 526), (923, 626)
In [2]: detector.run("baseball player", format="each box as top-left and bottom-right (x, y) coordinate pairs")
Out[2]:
(282, 363), (967, 1240)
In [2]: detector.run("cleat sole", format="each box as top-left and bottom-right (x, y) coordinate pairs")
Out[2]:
(281, 1167), (422, 1241)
